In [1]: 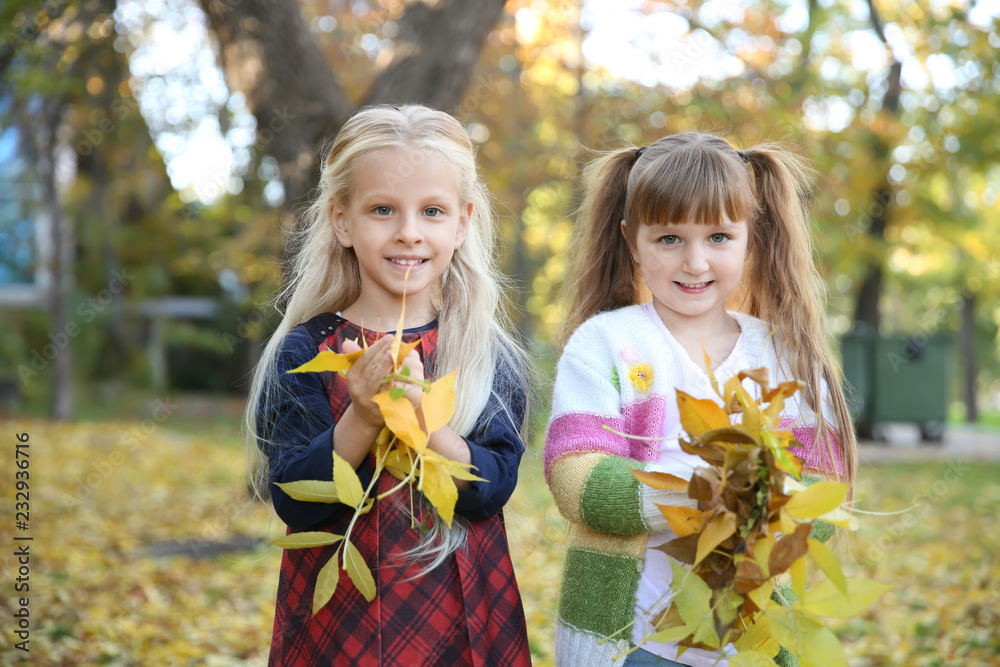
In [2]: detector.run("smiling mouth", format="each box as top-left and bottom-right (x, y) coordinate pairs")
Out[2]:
(387, 258), (427, 266)
(676, 281), (712, 289)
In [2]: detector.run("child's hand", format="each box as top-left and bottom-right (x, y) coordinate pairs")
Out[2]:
(341, 336), (395, 429)
(398, 347), (425, 411)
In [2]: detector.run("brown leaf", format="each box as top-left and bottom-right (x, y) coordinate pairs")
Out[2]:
(688, 473), (715, 503)
(768, 522), (812, 576)
(656, 533), (700, 564)
(734, 557), (768, 595)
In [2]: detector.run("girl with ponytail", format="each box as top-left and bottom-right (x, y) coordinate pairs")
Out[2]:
(546, 133), (856, 666)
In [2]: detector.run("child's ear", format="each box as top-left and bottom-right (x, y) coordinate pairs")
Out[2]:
(331, 202), (353, 248)
(620, 219), (639, 262)
(454, 201), (473, 249)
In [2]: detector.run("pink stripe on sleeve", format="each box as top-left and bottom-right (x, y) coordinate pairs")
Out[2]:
(780, 417), (844, 477)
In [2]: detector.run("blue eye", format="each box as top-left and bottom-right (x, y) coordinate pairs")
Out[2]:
(423, 207), (442, 217)
(659, 235), (680, 245)
(374, 205), (392, 216)
(709, 233), (729, 243)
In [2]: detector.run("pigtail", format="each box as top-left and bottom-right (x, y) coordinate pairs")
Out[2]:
(740, 145), (858, 492)
(559, 147), (646, 345)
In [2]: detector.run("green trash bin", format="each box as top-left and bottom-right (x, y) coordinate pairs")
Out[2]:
(841, 328), (949, 442)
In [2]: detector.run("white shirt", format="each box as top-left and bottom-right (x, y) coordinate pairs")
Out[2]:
(631, 301), (743, 666)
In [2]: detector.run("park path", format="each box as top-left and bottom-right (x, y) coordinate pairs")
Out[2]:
(859, 423), (1000, 465)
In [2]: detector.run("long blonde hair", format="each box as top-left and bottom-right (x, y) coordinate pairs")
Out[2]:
(245, 105), (530, 568)
(560, 132), (856, 490)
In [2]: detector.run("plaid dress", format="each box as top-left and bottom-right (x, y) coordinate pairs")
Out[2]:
(260, 313), (530, 667)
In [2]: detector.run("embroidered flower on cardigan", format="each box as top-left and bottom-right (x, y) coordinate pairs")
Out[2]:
(628, 362), (654, 392)
(620, 343), (639, 363)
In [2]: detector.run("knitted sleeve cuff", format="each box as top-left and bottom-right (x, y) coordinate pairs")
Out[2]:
(641, 487), (698, 533)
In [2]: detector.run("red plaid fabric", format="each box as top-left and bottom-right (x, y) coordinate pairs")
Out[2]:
(268, 315), (530, 666)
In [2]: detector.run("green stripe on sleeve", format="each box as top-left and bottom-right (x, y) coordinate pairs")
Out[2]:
(580, 456), (646, 535)
(558, 547), (642, 641)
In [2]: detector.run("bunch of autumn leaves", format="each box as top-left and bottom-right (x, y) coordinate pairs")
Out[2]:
(266, 305), (479, 616)
(629, 355), (890, 667)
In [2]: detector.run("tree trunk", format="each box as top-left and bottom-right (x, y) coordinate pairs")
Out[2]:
(198, 0), (506, 217)
(853, 2), (902, 332)
(961, 293), (978, 422)
(39, 100), (74, 420)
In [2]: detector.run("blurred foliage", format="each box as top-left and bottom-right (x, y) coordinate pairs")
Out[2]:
(2, 413), (998, 664)
(0, 0), (998, 405)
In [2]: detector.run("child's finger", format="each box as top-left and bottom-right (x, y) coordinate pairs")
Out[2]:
(342, 338), (362, 354)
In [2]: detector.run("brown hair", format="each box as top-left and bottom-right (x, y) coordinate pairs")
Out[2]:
(560, 132), (857, 490)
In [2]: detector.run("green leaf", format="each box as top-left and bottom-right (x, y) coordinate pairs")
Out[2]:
(333, 450), (365, 509)
(388, 386), (405, 401)
(400, 365), (411, 377)
(267, 531), (344, 549)
(670, 558), (720, 649)
(274, 480), (340, 503)
(312, 553), (340, 616)
(343, 539), (376, 602)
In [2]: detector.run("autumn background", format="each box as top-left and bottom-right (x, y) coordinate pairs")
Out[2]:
(1, 0), (999, 665)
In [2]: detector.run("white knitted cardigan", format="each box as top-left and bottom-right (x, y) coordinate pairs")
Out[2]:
(544, 304), (843, 667)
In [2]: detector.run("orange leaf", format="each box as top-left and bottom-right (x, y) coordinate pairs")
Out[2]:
(631, 468), (689, 490)
(658, 504), (707, 537)
(422, 369), (457, 433)
(286, 349), (363, 374)
(695, 511), (737, 565)
(372, 391), (427, 452)
(677, 390), (730, 438)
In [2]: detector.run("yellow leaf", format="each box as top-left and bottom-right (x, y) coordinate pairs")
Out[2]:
(784, 481), (848, 519)
(735, 387), (762, 443)
(657, 505), (706, 538)
(390, 264), (413, 368)
(752, 534), (776, 578)
(677, 390), (730, 438)
(630, 468), (689, 490)
(420, 456), (459, 527)
(273, 480), (340, 503)
(799, 577), (893, 618)
(312, 553), (340, 616)
(799, 625), (848, 667)
(286, 349), (363, 374)
(333, 450), (365, 508)
(670, 558), (720, 649)
(343, 539), (376, 602)
(703, 346), (723, 401)
(728, 650), (782, 667)
(384, 445), (414, 480)
(372, 390), (428, 452)
(807, 539), (847, 595)
(267, 531), (344, 549)
(422, 369), (457, 433)
(394, 338), (421, 370)
(424, 450), (486, 483)
(790, 554), (807, 600)
(647, 624), (695, 644)
(695, 511), (737, 565)
(733, 614), (780, 656)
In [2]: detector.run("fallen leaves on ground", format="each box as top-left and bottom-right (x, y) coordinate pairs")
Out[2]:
(1, 416), (997, 666)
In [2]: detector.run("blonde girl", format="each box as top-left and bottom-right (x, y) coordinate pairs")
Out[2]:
(544, 133), (857, 666)
(246, 105), (531, 666)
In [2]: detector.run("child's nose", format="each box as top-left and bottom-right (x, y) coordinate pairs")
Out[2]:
(682, 246), (709, 274)
(395, 213), (422, 244)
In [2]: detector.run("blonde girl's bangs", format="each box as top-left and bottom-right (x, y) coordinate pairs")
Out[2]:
(627, 141), (756, 229)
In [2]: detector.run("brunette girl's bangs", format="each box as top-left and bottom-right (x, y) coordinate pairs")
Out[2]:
(628, 145), (755, 227)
